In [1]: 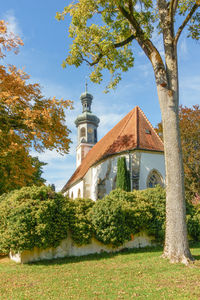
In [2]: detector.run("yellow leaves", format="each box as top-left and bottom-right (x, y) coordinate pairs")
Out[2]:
(0, 20), (7, 34)
(0, 20), (23, 59)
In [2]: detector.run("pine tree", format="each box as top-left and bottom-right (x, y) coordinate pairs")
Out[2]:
(116, 157), (130, 192)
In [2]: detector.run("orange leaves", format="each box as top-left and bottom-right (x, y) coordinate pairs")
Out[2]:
(0, 63), (73, 154)
(155, 105), (200, 197)
(0, 19), (72, 194)
(0, 20), (23, 59)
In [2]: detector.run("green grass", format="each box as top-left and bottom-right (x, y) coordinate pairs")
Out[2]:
(0, 244), (200, 300)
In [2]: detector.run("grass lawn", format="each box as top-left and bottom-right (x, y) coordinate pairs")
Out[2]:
(0, 244), (200, 300)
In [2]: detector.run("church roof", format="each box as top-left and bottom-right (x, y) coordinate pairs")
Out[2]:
(62, 106), (164, 192)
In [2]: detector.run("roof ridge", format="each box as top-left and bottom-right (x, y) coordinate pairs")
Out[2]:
(137, 106), (164, 145)
(136, 106), (139, 148)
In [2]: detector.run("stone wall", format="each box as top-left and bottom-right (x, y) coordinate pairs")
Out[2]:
(9, 232), (156, 264)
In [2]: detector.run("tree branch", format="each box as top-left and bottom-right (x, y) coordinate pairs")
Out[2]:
(169, 0), (178, 22)
(174, 3), (199, 45)
(128, 0), (133, 14)
(81, 35), (135, 67)
(114, 34), (136, 48)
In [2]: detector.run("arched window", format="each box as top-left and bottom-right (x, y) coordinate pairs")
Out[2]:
(78, 189), (81, 198)
(147, 169), (163, 188)
(80, 127), (86, 137)
(71, 192), (74, 199)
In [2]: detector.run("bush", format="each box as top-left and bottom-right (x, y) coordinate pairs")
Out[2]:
(0, 185), (199, 254)
(68, 198), (94, 245)
(137, 186), (166, 241)
(187, 206), (200, 241)
(90, 186), (166, 247)
(0, 186), (70, 253)
(90, 195), (131, 247)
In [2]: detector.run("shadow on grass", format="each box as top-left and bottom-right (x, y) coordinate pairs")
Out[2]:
(27, 242), (200, 266)
(28, 245), (163, 266)
(193, 255), (200, 260)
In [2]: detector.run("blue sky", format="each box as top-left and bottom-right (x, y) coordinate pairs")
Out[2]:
(1, 1), (200, 191)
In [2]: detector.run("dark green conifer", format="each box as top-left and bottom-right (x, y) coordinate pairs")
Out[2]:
(116, 157), (131, 192)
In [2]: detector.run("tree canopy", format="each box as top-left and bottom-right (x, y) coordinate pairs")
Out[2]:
(56, 0), (200, 90)
(0, 20), (72, 194)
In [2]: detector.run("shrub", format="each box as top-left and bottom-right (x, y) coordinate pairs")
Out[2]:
(137, 186), (166, 241)
(90, 195), (131, 247)
(90, 186), (166, 247)
(0, 185), (199, 254)
(68, 198), (94, 245)
(0, 186), (70, 253)
(187, 206), (200, 241)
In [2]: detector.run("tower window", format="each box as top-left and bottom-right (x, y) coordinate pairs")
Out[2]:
(80, 127), (86, 137)
(94, 129), (97, 142)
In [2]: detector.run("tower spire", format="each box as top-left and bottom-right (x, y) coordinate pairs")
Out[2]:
(75, 88), (100, 168)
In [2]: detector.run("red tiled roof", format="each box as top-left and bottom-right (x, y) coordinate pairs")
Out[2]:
(62, 106), (164, 191)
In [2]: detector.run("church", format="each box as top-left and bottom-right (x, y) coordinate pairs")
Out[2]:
(62, 89), (165, 200)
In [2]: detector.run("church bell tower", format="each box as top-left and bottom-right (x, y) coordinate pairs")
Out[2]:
(75, 85), (100, 168)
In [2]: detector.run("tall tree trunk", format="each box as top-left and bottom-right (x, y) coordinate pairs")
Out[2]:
(156, 84), (193, 264)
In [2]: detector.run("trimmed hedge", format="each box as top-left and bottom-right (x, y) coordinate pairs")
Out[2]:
(90, 186), (166, 246)
(0, 185), (199, 253)
(0, 186), (70, 253)
(68, 198), (94, 245)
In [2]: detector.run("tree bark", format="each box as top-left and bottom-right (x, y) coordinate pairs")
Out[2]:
(156, 83), (193, 264)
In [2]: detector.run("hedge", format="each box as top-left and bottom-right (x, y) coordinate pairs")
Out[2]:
(0, 185), (199, 253)
(0, 186), (70, 253)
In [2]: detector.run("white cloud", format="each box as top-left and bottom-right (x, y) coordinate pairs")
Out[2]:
(3, 10), (22, 37)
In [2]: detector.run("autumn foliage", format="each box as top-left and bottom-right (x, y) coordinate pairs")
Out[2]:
(155, 105), (200, 198)
(0, 20), (72, 194)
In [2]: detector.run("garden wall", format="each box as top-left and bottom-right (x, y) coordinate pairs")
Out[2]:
(10, 231), (156, 264)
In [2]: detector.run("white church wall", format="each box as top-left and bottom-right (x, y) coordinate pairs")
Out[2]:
(139, 152), (165, 189)
(66, 180), (84, 199)
(90, 154), (129, 201)
(10, 231), (156, 264)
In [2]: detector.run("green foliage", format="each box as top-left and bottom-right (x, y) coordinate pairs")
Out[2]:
(30, 157), (47, 186)
(90, 194), (131, 247)
(90, 186), (166, 246)
(0, 185), (199, 253)
(136, 186), (166, 240)
(0, 186), (70, 253)
(68, 198), (95, 245)
(116, 157), (130, 192)
(187, 205), (200, 241)
(56, 1), (200, 91)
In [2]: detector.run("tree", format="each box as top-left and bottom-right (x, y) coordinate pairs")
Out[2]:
(116, 157), (131, 191)
(156, 105), (200, 199)
(30, 157), (47, 186)
(56, 0), (200, 263)
(0, 20), (72, 194)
